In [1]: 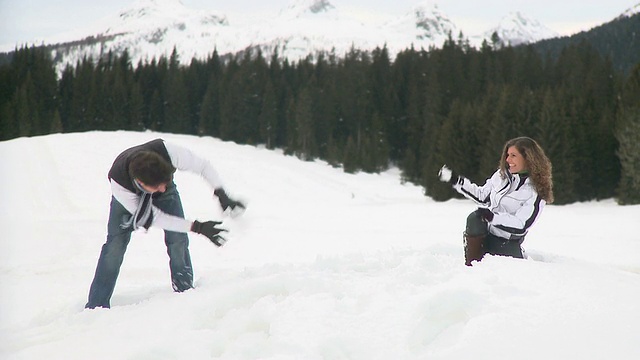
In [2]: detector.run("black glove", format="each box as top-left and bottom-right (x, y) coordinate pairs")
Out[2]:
(191, 220), (228, 246)
(477, 208), (494, 223)
(214, 188), (246, 213)
(438, 165), (459, 185)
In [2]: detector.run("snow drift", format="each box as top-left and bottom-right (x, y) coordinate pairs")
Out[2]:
(0, 131), (639, 359)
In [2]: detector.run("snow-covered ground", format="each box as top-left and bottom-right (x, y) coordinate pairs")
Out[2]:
(1, 131), (639, 359)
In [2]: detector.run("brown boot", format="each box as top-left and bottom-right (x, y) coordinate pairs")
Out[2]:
(463, 232), (486, 266)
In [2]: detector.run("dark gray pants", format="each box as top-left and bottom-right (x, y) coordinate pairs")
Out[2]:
(466, 209), (524, 259)
(85, 183), (193, 309)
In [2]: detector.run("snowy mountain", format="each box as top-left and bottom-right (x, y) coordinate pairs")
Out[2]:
(245, 0), (389, 62)
(47, 0), (235, 71)
(479, 11), (559, 47)
(382, 2), (459, 46)
(105, 0), (229, 34)
(11, 0), (557, 73)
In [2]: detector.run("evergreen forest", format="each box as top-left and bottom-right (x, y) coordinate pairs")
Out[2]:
(1, 37), (639, 204)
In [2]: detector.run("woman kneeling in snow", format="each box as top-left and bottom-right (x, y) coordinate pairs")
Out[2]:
(439, 137), (554, 266)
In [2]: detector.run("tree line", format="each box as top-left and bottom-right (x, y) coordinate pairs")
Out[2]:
(1, 39), (639, 204)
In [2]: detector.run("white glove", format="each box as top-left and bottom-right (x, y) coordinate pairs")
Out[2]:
(438, 165), (453, 183)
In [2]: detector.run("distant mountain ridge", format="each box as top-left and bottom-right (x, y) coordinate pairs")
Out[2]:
(533, 7), (640, 74)
(0, 0), (621, 71)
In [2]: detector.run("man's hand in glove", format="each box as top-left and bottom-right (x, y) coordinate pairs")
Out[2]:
(191, 220), (228, 247)
(214, 188), (246, 216)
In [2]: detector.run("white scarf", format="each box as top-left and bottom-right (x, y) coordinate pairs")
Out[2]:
(121, 180), (153, 230)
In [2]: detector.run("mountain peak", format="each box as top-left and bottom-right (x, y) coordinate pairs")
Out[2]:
(281, 0), (336, 18)
(383, 1), (457, 43)
(413, 2), (457, 39)
(413, 0), (438, 12)
(484, 11), (558, 46)
(119, 0), (187, 19)
(104, 0), (227, 36)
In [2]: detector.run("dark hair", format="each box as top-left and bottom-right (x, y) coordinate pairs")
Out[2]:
(128, 151), (175, 186)
(499, 137), (554, 203)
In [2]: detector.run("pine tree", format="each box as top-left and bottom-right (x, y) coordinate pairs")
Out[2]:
(230, 49), (269, 144)
(258, 79), (278, 148)
(616, 108), (640, 204)
(50, 109), (63, 133)
(13, 83), (32, 137)
(0, 59), (16, 140)
(478, 85), (518, 175)
(218, 56), (241, 141)
(109, 64), (129, 130)
(5, 46), (57, 136)
(58, 65), (75, 133)
(197, 50), (223, 136)
(149, 89), (164, 131)
(425, 99), (481, 200)
(311, 54), (339, 159)
(184, 58), (211, 134)
(91, 57), (108, 130)
(292, 85), (316, 160)
(360, 112), (389, 172)
(69, 57), (96, 132)
(538, 87), (579, 204)
(342, 135), (359, 173)
(269, 52), (289, 149)
(129, 83), (146, 131)
(401, 71), (424, 182)
(199, 78), (220, 136)
(616, 63), (640, 204)
(388, 48), (415, 161)
(335, 46), (372, 169)
(581, 51), (619, 200)
(368, 45), (397, 166)
(0, 102), (13, 140)
(163, 48), (191, 134)
(148, 56), (169, 131)
(419, 60), (447, 198)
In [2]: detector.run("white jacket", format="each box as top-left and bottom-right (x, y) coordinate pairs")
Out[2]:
(110, 140), (224, 233)
(453, 169), (545, 240)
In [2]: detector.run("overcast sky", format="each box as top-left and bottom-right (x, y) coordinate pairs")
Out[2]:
(1, 0), (637, 47)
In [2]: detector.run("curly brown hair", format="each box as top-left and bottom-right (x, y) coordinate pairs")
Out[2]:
(499, 137), (554, 203)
